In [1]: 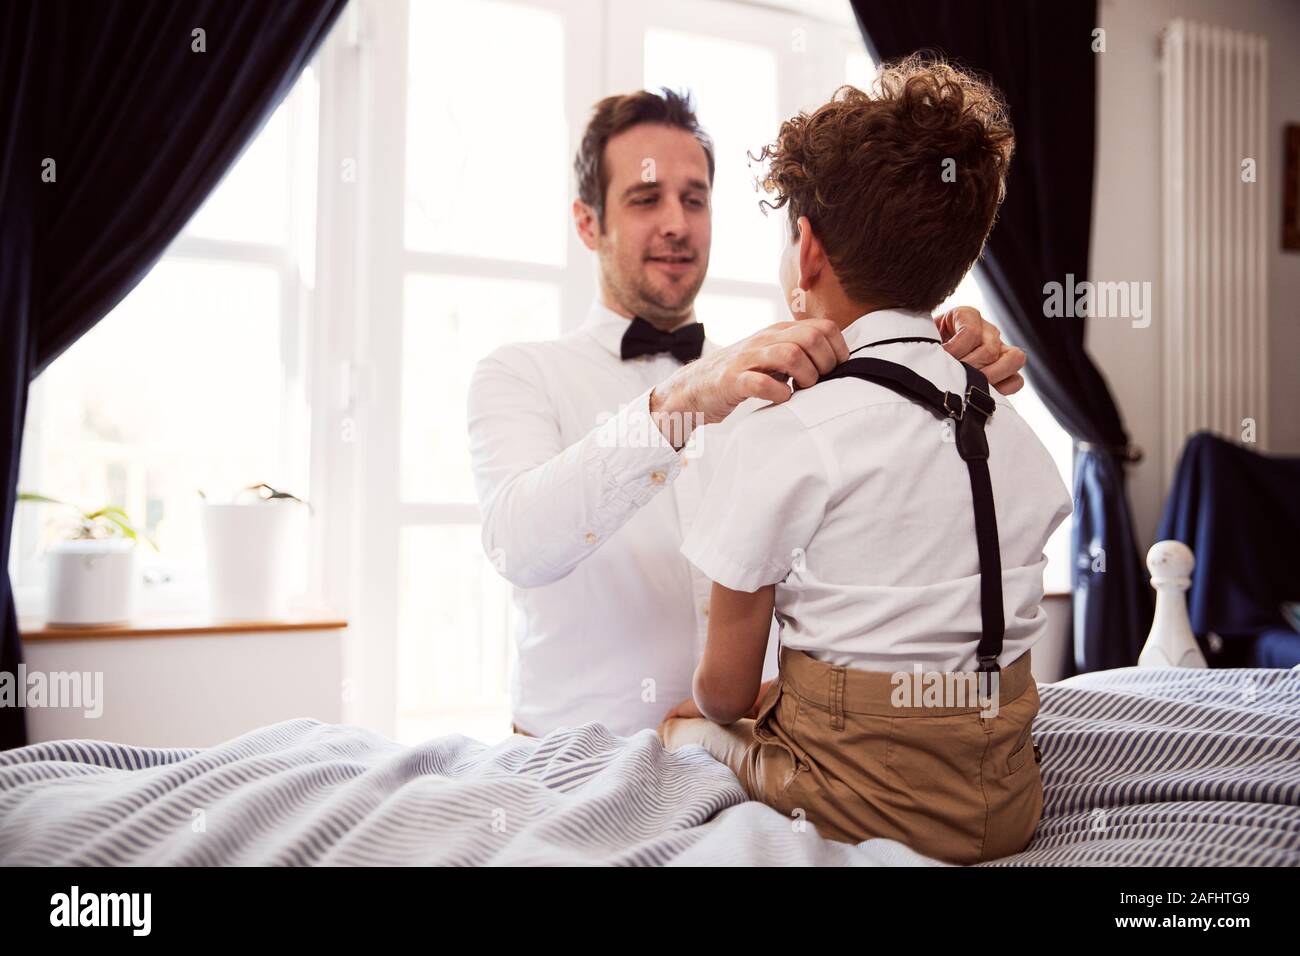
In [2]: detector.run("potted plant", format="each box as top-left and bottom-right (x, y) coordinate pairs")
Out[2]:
(200, 483), (310, 622)
(18, 492), (158, 627)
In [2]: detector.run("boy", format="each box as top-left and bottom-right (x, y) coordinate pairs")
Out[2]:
(657, 56), (1071, 865)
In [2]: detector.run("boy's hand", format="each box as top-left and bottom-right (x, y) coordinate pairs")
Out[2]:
(659, 679), (776, 730)
(934, 306), (1026, 395)
(660, 697), (705, 724)
(747, 679), (776, 718)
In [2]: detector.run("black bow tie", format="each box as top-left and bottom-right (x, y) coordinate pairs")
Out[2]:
(620, 316), (705, 364)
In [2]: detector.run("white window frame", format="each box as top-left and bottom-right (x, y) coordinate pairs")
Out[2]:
(338, 0), (604, 736)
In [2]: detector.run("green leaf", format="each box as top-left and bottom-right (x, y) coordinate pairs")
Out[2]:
(87, 505), (130, 520)
(97, 511), (160, 551)
(96, 511), (136, 538)
(18, 492), (74, 508)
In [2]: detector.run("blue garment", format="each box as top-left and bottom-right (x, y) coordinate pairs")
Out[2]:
(1256, 630), (1300, 669)
(1072, 447), (1151, 671)
(1156, 432), (1300, 667)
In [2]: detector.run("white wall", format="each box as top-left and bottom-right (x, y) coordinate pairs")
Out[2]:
(23, 629), (344, 748)
(1092, 0), (1300, 552)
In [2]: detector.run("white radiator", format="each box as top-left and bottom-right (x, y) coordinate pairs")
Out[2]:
(1160, 19), (1269, 471)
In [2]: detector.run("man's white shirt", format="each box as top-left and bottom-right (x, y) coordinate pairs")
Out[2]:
(680, 308), (1073, 673)
(468, 300), (777, 737)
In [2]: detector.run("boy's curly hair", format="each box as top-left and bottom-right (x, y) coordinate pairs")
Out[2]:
(754, 54), (1014, 311)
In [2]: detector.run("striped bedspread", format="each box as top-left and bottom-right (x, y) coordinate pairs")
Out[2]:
(0, 666), (1296, 866)
(985, 665), (1300, 867)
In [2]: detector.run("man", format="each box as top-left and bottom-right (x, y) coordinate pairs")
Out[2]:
(467, 88), (1026, 738)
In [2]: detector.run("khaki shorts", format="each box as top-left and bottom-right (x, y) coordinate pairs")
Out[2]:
(660, 647), (1043, 865)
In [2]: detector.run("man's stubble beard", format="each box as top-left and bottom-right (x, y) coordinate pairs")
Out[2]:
(599, 244), (707, 328)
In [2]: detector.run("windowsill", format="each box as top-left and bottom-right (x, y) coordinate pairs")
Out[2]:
(19, 612), (348, 641)
(1044, 590), (1071, 600)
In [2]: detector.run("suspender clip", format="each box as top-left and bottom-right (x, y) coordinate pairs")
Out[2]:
(942, 391), (964, 420)
(965, 385), (995, 418)
(976, 654), (1001, 701)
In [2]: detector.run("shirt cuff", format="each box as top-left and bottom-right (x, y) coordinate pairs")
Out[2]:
(588, 386), (685, 509)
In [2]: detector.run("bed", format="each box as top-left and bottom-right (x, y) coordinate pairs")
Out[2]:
(2, 662), (1296, 866)
(2, 543), (1298, 867)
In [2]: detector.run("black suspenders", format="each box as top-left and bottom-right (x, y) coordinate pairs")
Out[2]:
(817, 344), (1004, 681)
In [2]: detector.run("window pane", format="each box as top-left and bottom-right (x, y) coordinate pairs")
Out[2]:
(397, 524), (517, 744)
(17, 260), (289, 595)
(405, 0), (567, 264)
(846, 50), (876, 90)
(401, 274), (560, 503)
(696, 292), (779, 346)
(292, 66), (321, 288)
(644, 29), (783, 284)
(184, 96), (291, 244)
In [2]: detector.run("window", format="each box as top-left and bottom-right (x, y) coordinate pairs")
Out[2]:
(370, 0), (589, 744)
(644, 27), (782, 284)
(404, 0), (568, 264)
(10, 70), (322, 617)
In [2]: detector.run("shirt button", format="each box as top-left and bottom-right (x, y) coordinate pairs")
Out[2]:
(650, 470), (666, 484)
(584, 532), (598, 544)
(701, 602), (710, 618)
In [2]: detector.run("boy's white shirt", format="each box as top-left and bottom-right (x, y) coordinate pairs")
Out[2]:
(681, 307), (1073, 674)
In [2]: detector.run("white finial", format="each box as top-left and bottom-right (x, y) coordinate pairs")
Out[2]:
(1147, 539), (1194, 586)
(1138, 540), (1207, 668)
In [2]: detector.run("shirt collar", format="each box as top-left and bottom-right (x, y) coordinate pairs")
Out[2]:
(580, 299), (704, 359)
(840, 308), (940, 353)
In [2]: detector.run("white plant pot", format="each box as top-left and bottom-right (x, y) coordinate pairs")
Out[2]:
(45, 539), (137, 626)
(201, 502), (299, 621)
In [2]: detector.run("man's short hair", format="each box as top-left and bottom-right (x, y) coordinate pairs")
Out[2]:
(575, 88), (716, 228)
(755, 54), (1014, 312)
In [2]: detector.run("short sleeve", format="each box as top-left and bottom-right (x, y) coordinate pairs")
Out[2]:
(681, 404), (832, 592)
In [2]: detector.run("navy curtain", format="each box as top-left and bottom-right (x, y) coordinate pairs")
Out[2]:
(1, 0), (346, 749)
(849, 0), (1151, 673)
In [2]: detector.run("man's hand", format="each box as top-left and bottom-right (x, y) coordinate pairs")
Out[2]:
(934, 306), (1026, 395)
(649, 318), (849, 449)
